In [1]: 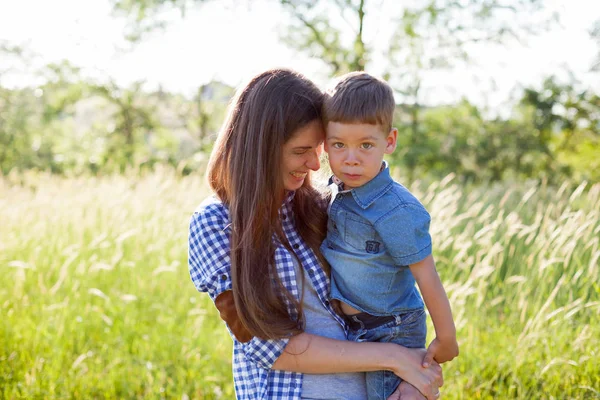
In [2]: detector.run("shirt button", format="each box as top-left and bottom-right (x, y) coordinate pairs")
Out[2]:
(281, 214), (287, 220)
(220, 274), (227, 281)
(308, 269), (315, 276)
(292, 243), (300, 250)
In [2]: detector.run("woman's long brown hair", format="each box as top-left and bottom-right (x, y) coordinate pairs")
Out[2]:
(206, 69), (329, 340)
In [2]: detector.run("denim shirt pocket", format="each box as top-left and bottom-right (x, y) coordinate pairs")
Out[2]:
(343, 212), (385, 254)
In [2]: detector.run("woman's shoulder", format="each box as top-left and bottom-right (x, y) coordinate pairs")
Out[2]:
(192, 196), (230, 224)
(189, 196), (232, 243)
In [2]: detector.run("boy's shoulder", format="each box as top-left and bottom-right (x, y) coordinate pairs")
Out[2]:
(388, 180), (424, 206)
(370, 180), (428, 217)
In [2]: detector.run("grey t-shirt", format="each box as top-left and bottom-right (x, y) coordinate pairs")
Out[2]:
(293, 258), (367, 400)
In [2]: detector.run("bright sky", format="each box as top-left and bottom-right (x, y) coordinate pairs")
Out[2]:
(0, 0), (598, 112)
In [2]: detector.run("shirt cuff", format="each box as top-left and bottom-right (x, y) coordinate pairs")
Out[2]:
(242, 336), (290, 370)
(392, 243), (432, 266)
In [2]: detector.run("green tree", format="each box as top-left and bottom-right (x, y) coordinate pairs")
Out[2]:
(275, 1), (557, 181)
(38, 61), (86, 124)
(478, 113), (542, 181)
(0, 87), (38, 174)
(403, 100), (484, 181)
(110, 0), (199, 41)
(0, 45), (63, 174)
(192, 81), (234, 143)
(519, 76), (600, 181)
(92, 81), (165, 171)
(110, 0), (559, 183)
(278, 0), (367, 74)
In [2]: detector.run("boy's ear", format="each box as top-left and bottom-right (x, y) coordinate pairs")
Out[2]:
(385, 128), (398, 154)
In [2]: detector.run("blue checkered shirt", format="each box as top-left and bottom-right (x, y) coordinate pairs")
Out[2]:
(188, 192), (348, 399)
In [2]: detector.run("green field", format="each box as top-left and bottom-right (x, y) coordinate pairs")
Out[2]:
(1, 170), (599, 399)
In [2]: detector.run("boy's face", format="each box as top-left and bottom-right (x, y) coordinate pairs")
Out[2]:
(325, 122), (397, 190)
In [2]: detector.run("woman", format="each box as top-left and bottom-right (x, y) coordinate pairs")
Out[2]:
(188, 69), (443, 400)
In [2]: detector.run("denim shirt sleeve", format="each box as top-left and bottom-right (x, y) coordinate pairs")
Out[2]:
(188, 201), (289, 370)
(375, 203), (432, 266)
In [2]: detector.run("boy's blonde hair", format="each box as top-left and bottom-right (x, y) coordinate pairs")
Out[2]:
(323, 71), (395, 132)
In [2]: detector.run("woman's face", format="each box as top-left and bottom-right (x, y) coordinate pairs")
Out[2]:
(280, 120), (325, 191)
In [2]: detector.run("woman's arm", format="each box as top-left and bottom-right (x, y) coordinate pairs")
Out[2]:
(191, 206), (443, 399)
(214, 291), (442, 399)
(273, 332), (443, 400)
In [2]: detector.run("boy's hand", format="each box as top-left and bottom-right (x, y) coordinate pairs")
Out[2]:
(423, 337), (459, 367)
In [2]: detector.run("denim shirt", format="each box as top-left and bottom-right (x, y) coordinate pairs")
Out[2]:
(320, 163), (432, 316)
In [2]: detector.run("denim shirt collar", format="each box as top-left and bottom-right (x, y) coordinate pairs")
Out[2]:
(330, 161), (394, 209)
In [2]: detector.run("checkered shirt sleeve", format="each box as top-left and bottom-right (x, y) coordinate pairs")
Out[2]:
(188, 197), (301, 399)
(188, 199), (233, 299)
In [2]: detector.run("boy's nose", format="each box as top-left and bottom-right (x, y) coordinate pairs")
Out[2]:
(344, 151), (359, 165)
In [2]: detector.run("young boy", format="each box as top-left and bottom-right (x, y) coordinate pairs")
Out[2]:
(320, 72), (458, 400)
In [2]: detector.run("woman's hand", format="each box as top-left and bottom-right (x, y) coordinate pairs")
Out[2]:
(270, 334), (442, 398)
(387, 381), (431, 400)
(389, 347), (443, 400)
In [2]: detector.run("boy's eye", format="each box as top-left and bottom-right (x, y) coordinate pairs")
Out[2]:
(332, 142), (344, 149)
(361, 143), (374, 149)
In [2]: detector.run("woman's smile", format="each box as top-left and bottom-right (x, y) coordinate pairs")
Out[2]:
(290, 171), (308, 179)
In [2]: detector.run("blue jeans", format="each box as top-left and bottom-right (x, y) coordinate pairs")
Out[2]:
(346, 309), (427, 400)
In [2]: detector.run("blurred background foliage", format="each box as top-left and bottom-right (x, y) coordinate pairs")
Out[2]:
(2, 3), (600, 398)
(1, 0), (598, 183)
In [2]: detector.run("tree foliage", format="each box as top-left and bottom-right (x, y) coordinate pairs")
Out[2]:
(279, 0), (368, 74)
(520, 77), (600, 181)
(110, 0), (207, 41)
(1, 2), (597, 182)
(0, 50), (231, 175)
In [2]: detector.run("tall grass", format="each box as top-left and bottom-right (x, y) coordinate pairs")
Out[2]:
(1, 170), (598, 399)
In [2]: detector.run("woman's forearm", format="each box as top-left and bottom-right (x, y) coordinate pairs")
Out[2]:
(272, 333), (443, 400)
(272, 332), (397, 374)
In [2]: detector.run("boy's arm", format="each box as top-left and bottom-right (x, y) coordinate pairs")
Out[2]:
(409, 254), (459, 365)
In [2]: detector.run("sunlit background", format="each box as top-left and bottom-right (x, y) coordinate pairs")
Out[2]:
(1, 0), (599, 178)
(1, 0), (599, 399)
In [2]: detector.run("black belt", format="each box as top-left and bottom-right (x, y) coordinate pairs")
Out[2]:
(345, 312), (396, 330)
